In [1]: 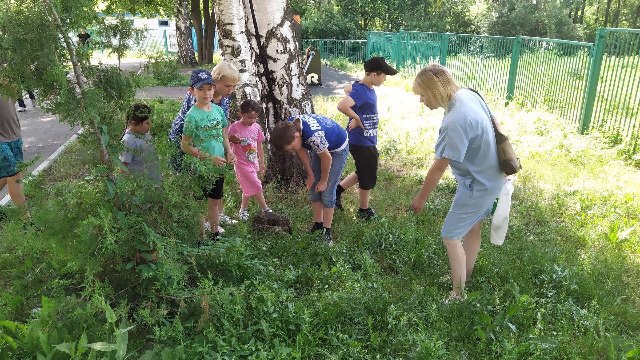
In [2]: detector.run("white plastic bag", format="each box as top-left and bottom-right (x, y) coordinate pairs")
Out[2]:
(490, 177), (514, 245)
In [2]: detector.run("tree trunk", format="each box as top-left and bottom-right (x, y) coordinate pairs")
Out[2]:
(43, 0), (110, 170)
(604, 0), (613, 27)
(203, 0), (215, 64)
(579, 0), (586, 23)
(634, 4), (640, 27)
(191, 0), (204, 63)
(613, 0), (622, 27)
(215, 0), (313, 188)
(176, 0), (198, 65)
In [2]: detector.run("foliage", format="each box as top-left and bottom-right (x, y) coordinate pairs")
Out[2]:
(2, 86), (640, 358)
(94, 15), (145, 68)
(481, 0), (583, 40)
(143, 54), (182, 86)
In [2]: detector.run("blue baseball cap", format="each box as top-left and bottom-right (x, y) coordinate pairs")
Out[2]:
(190, 69), (214, 88)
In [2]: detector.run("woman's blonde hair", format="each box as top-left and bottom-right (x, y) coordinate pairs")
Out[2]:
(211, 61), (240, 82)
(413, 64), (459, 108)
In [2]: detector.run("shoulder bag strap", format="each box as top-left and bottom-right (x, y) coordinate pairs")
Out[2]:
(466, 88), (499, 134)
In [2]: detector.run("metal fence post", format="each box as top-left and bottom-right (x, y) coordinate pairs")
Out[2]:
(580, 28), (607, 134)
(366, 31), (372, 59)
(439, 33), (450, 66)
(506, 35), (522, 104)
(163, 29), (169, 56)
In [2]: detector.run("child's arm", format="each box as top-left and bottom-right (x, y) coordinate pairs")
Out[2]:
(337, 96), (363, 130)
(258, 141), (266, 177)
(181, 134), (226, 166)
(411, 157), (449, 213)
(315, 149), (332, 192)
(223, 125), (236, 164)
(295, 148), (316, 190)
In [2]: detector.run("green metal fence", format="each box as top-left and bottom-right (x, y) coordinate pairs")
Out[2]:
(582, 28), (640, 154)
(301, 39), (367, 63)
(363, 29), (640, 155)
(304, 29), (639, 156)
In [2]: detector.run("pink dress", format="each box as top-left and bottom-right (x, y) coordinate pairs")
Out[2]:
(228, 121), (265, 196)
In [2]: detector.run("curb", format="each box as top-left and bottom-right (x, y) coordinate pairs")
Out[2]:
(1, 128), (84, 206)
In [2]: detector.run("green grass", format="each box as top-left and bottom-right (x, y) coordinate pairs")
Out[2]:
(0, 83), (639, 358)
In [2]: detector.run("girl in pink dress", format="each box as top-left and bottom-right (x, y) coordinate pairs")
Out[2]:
(228, 100), (272, 220)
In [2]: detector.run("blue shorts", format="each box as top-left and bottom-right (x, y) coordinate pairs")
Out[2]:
(309, 145), (349, 208)
(0, 138), (24, 179)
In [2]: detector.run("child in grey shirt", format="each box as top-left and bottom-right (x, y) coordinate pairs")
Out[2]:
(120, 103), (161, 184)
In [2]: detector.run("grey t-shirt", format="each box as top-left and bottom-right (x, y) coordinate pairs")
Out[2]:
(0, 96), (21, 142)
(119, 129), (161, 183)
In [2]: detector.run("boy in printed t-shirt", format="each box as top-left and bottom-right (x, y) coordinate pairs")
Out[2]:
(180, 69), (236, 243)
(270, 114), (349, 245)
(335, 57), (397, 220)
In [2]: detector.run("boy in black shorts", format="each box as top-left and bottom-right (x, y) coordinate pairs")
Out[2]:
(335, 57), (397, 219)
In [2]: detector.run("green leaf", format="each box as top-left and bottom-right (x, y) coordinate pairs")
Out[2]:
(87, 342), (117, 351)
(104, 303), (117, 324)
(78, 332), (88, 355)
(54, 342), (74, 354)
(626, 348), (640, 359)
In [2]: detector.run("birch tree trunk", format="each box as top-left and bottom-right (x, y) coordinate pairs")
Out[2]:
(176, 0), (198, 65)
(215, 0), (314, 187)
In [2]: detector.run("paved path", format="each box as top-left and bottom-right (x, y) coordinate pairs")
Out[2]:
(1, 102), (78, 201)
(136, 66), (358, 99)
(2, 66), (354, 202)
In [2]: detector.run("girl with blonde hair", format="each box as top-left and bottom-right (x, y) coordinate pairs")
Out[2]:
(410, 64), (504, 301)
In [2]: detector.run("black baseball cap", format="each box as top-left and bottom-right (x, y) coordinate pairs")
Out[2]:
(364, 57), (398, 75)
(190, 69), (214, 88)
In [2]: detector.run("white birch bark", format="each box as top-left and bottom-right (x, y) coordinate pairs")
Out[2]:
(215, 0), (313, 128)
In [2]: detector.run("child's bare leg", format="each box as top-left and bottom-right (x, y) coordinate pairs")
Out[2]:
(240, 193), (250, 210)
(339, 172), (358, 190)
(322, 207), (335, 228)
(311, 201), (323, 223)
(208, 198), (221, 232)
(255, 192), (268, 210)
(7, 174), (26, 205)
(358, 189), (370, 209)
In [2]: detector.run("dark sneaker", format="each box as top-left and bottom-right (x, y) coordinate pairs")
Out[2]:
(322, 229), (334, 246)
(308, 222), (324, 233)
(335, 192), (344, 211)
(357, 208), (377, 220)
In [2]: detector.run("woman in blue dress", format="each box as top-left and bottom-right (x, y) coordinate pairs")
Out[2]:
(410, 64), (504, 301)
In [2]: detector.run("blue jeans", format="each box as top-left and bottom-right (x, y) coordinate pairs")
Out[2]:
(308, 145), (349, 208)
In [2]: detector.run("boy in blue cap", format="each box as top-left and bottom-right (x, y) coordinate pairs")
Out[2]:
(180, 69), (236, 243)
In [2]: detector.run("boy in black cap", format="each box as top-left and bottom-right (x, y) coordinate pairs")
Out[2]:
(335, 57), (397, 219)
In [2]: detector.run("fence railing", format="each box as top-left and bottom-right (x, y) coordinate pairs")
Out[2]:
(302, 39), (367, 64)
(354, 29), (639, 156)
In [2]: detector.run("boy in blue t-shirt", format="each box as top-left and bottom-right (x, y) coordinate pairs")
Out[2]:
(335, 57), (397, 219)
(270, 114), (349, 244)
(180, 69), (236, 243)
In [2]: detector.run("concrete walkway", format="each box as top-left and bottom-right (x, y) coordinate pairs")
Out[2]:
(2, 66), (355, 202)
(135, 66), (358, 99)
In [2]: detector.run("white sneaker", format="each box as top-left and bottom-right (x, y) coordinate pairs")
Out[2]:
(17, 107), (26, 112)
(238, 209), (250, 221)
(219, 213), (238, 225)
(204, 222), (225, 234)
(262, 207), (273, 213)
